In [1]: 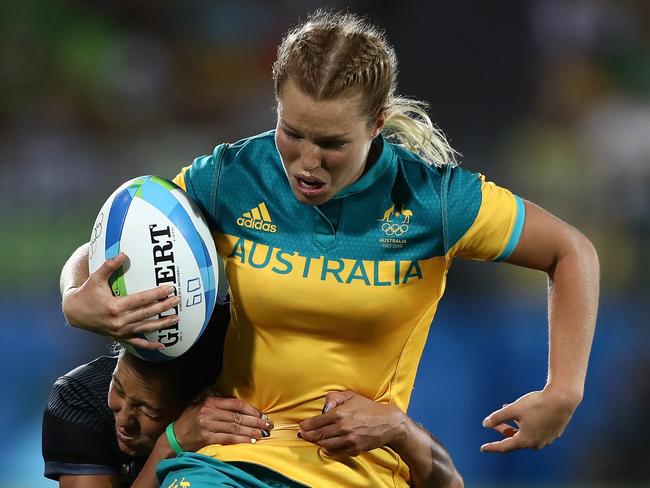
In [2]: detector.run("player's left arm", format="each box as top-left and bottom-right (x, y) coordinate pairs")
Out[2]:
(481, 200), (599, 452)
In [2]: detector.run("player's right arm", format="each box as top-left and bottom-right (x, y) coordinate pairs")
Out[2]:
(60, 243), (181, 350)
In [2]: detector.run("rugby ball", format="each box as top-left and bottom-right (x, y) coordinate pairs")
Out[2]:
(88, 175), (227, 361)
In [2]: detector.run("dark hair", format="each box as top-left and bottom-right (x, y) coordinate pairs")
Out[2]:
(115, 303), (229, 403)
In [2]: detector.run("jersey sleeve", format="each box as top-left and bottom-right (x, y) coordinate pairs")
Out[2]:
(42, 375), (119, 480)
(442, 165), (525, 262)
(172, 144), (228, 229)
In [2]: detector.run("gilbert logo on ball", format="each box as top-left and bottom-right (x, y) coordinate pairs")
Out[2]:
(88, 175), (226, 361)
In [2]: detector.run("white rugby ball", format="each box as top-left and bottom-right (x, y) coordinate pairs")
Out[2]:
(88, 175), (227, 361)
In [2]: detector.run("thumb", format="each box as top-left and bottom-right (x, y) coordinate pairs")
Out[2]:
(483, 403), (518, 428)
(94, 253), (128, 281)
(323, 391), (355, 413)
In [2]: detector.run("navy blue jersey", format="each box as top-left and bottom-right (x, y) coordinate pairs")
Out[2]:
(42, 356), (146, 486)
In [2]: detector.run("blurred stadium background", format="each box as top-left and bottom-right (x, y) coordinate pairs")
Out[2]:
(1, 0), (648, 486)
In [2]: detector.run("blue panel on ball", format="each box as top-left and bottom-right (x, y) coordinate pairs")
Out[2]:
(197, 228), (217, 336)
(168, 205), (210, 268)
(199, 238), (216, 294)
(105, 242), (120, 260)
(138, 179), (179, 217)
(138, 179), (212, 274)
(105, 186), (137, 257)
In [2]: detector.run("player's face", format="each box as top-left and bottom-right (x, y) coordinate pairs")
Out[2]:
(275, 78), (385, 206)
(108, 357), (183, 457)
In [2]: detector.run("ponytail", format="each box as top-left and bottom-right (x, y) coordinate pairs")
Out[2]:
(384, 97), (458, 167)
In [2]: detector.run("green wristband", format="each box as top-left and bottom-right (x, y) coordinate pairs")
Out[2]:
(165, 422), (184, 455)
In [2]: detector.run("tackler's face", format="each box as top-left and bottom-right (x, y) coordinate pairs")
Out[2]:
(275, 78), (385, 206)
(108, 355), (183, 457)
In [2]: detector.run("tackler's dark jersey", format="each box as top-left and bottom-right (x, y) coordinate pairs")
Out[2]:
(42, 356), (146, 486)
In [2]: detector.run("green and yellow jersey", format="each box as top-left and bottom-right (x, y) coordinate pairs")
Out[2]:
(173, 130), (525, 487)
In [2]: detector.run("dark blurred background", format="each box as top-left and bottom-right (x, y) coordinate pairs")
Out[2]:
(1, 0), (648, 486)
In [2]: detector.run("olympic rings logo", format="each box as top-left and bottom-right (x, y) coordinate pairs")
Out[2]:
(381, 222), (409, 236)
(89, 211), (104, 260)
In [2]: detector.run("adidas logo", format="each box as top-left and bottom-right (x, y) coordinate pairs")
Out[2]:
(236, 202), (277, 233)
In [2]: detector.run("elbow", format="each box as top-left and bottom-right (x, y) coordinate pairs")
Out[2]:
(582, 234), (599, 275)
(572, 230), (599, 268)
(436, 462), (464, 488)
(572, 230), (600, 285)
(549, 227), (600, 278)
(448, 471), (464, 488)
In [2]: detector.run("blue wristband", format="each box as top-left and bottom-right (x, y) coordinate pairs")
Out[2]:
(165, 422), (184, 455)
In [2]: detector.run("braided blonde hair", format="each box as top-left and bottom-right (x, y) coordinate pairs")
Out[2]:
(273, 10), (457, 166)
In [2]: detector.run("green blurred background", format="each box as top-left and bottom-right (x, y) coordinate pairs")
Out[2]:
(0, 0), (648, 486)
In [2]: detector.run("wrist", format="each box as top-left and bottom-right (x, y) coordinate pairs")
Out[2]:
(61, 285), (79, 299)
(61, 288), (80, 327)
(165, 422), (185, 455)
(154, 430), (177, 459)
(543, 382), (583, 409)
(386, 411), (411, 455)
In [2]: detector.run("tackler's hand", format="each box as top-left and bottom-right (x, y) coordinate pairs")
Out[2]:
(298, 391), (406, 456)
(173, 396), (273, 450)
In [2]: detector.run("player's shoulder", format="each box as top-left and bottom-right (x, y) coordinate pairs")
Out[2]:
(59, 355), (117, 384)
(391, 143), (435, 169)
(48, 356), (116, 415)
(389, 141), (481, 190)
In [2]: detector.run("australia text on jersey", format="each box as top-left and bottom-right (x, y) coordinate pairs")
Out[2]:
(228, 237), (423, 286)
